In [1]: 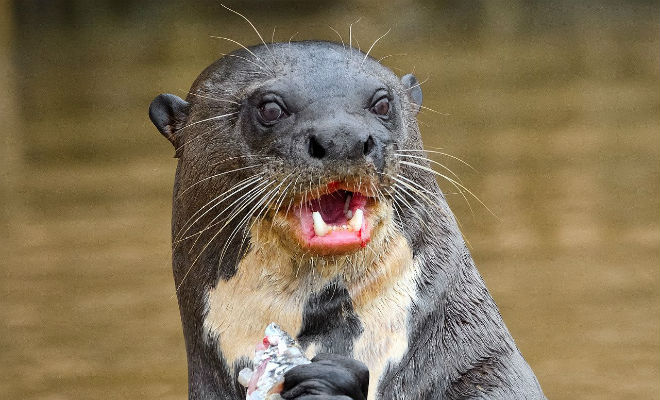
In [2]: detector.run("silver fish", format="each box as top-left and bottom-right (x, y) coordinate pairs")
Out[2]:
(238, 323), (311, 400)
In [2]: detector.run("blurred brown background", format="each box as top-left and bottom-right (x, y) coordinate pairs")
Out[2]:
(1, 0), (658, 399)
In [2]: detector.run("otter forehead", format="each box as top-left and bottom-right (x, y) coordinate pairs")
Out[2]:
(250, 72), (390, 112)
(210, 41), (402, 99)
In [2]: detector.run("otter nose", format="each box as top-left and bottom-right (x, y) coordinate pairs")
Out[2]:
(307, 132), (377, 162)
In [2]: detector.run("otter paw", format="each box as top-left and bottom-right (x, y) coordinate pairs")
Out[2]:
(281, 353), (369, 400)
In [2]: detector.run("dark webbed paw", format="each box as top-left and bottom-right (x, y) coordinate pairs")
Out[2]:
(281, 353), (369, 400)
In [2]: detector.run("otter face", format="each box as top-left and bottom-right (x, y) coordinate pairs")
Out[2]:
(150, 41), (423, 258)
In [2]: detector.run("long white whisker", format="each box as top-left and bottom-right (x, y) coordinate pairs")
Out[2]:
(349, 17), (362, 50)
(393, 174), (442, 207)
(399, 160), (498, 219)
(189, 179), (275, 249)
(391, 184), (429, 230)
(219, 52), (268, 72)
(362, 28), (391, 64)
(187, 91), (240, 104)
(218, 182), (281, 264)
(174, 115), (238, 153)
(177, 164), (266, 199)
(270, 171), (298, 230)
(328, 25), (345, 49)
(220, 4), (275, 61)
(209, 36), (272, 72)
(175, 174), (264, 241)
(176, 180), (276, 291)
(394, 153), (464, 184)
(174, 176), (266, 244)
(396, 149), (477, 171)
(377, 53), (406, 63)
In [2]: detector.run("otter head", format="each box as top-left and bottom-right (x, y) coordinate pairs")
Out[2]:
(150, 41), (426, 282)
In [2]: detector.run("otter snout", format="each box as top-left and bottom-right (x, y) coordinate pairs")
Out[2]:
(307, 127), (381, 168)
(303, 112), (386, 171)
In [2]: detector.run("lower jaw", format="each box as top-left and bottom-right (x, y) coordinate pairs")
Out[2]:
(292, 210), (375, 256)
(298, 229), (371, 256)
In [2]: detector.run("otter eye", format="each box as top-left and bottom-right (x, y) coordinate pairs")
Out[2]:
(371, 97), (390, 117)
(259, 101), (284, 123)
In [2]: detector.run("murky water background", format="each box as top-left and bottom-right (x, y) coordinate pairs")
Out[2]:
(1, 1), (658, 399)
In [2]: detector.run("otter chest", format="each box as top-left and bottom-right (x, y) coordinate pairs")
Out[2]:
(202, 235), (417, 398)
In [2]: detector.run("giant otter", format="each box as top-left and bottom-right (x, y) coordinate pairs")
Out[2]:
(149, 40), (545, 399)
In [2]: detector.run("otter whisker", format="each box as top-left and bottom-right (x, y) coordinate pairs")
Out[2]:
(306, 179), (313, 212)
(175, 176), (268, 245)
(187, 91), (240, 105)
(288, 32), (299, 45)
(370, 180), (402, 231)
(390, 185), (430, 230)
(241, 169), (296, 241)
(377, 170), (436, 229)
(348, 17), (362, 51)
(189, 181), (275, 252)
(284, 173), (302, 218)
(378, 170), (437, 209)
(209, 35), (273, 73)
(220, 4), (275, 62)
(175, 112), (239, 134)
(362, 28), (391, 64)
(399, 160), (498, 219)
(208, 154), (276, 168)
(392, 174), (445, 214)
(417, 104), (450, 116)
(406, 75), (429, 91)
(177, 179), (277, 291)
(391, 179), (434, 221)
(188, 116), (240, 146)
(395, 156), (470, 214)
(177, 179), (272, 249)
(219, 52), (270, 72)
(217, 181), (282, 266)
(394, 152), (464, 184)
(269, 171), (299, 230)
(396, 148), (477, 172)
(189, 178), (276, 249)
(328, 25), (345, 49)
(390, 196), (405, 232)
(377, 53), (406, 63)
(274, 172), (298, 214)
(251, 173), (293, 241)
(398, 162), (474, 216)
(174, 115), (239, 153)
(175, 174), (264, 242)
(177, 164), (268, 199)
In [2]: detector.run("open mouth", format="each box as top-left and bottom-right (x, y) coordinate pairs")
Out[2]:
(294, 188), (372, 255)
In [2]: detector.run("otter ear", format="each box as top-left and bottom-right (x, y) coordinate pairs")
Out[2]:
(401, 74), (422, 115)
(149, 93), (190, 149)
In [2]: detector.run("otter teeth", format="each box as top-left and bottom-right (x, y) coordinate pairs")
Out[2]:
(344, 193), (353, 218)
(348, 208), (363, 231)
(312, 211), (331, 237)
(312, 208), (364, 237)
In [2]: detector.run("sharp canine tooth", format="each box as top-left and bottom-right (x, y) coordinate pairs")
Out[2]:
(346, 210), (353, 219)
(348, 208), (363, 231)
(344, 193), (352, 217)
(312, 211), (331, 237)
